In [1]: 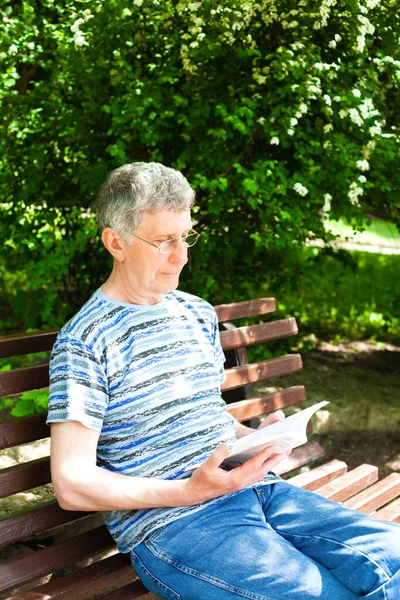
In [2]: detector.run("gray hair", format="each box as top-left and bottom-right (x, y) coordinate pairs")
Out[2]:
(96, 162), (195, 240)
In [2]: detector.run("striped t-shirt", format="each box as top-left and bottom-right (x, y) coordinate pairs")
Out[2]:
(47, 288), (279, 552)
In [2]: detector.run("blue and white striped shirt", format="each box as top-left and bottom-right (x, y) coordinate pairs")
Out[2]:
(48, 288), (249, 551)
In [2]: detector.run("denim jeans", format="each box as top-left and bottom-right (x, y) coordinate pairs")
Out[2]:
(131, 481), (400, 599)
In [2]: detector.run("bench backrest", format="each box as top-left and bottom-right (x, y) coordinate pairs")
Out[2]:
(0, 298), (312, 600)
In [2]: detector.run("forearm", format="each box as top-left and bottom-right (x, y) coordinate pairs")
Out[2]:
(54, 463), (191, 512)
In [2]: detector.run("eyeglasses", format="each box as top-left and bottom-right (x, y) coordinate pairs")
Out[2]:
(132, 229), (200, 254)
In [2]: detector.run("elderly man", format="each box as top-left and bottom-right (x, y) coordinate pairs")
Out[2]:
(48, 162), (400, 600)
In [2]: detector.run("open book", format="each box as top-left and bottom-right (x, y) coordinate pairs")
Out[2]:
(221, 400), (329, 469)
(185, 400), (329, 472)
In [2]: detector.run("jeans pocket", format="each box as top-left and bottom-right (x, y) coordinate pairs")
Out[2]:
(131, 549), (182, 600)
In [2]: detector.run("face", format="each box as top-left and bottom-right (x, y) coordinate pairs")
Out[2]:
(119, 209), (192, 303)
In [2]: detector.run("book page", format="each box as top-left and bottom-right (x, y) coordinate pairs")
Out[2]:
(221, 400), (329, 468)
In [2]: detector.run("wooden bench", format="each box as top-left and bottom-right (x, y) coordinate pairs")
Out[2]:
(1, 297), (399, 600)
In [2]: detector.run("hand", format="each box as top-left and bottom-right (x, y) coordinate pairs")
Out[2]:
(257, 410), (285, 430)
(183, 443), (284, 505)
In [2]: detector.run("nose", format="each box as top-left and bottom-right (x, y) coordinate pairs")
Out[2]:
(169, 239), (188, 264)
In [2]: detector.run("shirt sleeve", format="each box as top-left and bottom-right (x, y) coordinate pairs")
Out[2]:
(46, 333), (109, 432)
(212, 311), (226, 385)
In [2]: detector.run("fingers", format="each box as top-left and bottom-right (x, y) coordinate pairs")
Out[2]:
(258, 410), (285, 429)
(233, 445), (280, 482)
(199, 443), (229, 470)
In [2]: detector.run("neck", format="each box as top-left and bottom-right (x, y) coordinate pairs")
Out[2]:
(102, 266), (162, 306)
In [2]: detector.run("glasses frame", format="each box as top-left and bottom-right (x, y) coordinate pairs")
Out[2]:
(131, 229), (200, 254)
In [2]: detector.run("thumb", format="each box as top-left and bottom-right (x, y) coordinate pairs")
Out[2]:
(201, 443), (230, 470)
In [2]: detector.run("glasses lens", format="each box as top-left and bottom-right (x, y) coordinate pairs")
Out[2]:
(159, 239), (177, 254)
(184, 231), (200, 247)
(158, 231), (200, 253)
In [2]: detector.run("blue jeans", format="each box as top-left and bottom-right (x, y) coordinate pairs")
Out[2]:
(131, 481), (400, 599)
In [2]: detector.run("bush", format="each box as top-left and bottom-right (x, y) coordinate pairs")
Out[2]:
(0, 0), (399, 331)
(273, 248), (400, 343)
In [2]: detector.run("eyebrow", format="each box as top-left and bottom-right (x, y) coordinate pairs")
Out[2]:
(151, 227), (193, 238)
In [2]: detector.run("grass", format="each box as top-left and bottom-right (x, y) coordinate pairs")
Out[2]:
(325, 218), (400, 251)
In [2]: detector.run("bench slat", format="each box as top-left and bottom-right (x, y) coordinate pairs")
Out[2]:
(0, 365), (49, 398)
(0, 501), (95, 546)
(221, 354), (303, 392)
(6, 593), (53, 600)
(373, 498), (400, 523)
(343, 473), (400, 514)
(9, 553), (137, 600)
(220, 318), (298, 351)
(0, 457), (51, 499)
(0, 413), (48, 450)
(315, 464), (379, 502)
(99, 582), (153, 599)
(215, 298), (276, 321)
(288, 460), (348, 491)
(275, 442), (325, 475)
(226, 386), (306, 422)
(0, 331), (58, 359)
(0, 526), (115, 595)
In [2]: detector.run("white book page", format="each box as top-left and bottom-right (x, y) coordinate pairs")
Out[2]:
(222, 400), (329, 468)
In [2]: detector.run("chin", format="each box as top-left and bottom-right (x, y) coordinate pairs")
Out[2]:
(156, 279), (180, 295)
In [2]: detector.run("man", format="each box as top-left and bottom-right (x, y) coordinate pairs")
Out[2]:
(48, 162), (400, 599)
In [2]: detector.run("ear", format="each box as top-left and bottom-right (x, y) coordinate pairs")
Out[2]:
(101, 228), (127, 262)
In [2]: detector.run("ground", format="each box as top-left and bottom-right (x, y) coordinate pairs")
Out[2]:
(259, 340), (400, 478)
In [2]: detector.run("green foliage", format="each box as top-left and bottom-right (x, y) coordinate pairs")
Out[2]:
(274, 248), (400, 343)
(0, 351), (50, 419)
(10, 389), (49, 418)
(1, 0), (400, 331)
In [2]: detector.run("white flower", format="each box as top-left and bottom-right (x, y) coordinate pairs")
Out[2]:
(356, 159), (370, 171)
(293, 183), (308, 196)
(295, 103), (308, 119)
(329, 40), (337, 48)
(352, 89), (361, 98)
(358, 175), (367, 183)
(71, 18), (84, 33)
(133, 0), (144, 5)
(270, 136), (280, 145)
(365, 0), (380, 8)
(359, 97), (378, 120)
(369, 121), (382, 137)
(323, 94), (332, 106)
(348, 182), (363, 206)
(324, 123), (333, 133)
(349, 108), (363, 126)
(74, 34), (88, 46)
(9, 44), (18, 54)
(323, 140), (332, 149)
(290, 117), (298, 127)
(339, 109), (348, 119)
(287, 128), (295, 136)
(323, 193), (332, 214)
